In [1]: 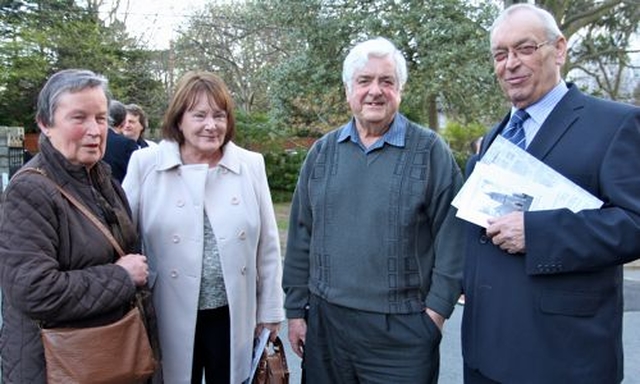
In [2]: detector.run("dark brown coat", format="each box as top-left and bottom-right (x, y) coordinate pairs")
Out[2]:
(0, 136), (139, 383)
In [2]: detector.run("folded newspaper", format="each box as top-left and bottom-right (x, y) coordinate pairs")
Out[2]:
(452, 136), (603, 228)
(247, 328), (271, 383)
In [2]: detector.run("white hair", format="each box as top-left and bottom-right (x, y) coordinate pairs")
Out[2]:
(490, 3), (564, 43)
(342, 37), (408, 94)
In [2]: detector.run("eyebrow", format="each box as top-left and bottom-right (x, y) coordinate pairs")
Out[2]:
(492, 38), (535, 50)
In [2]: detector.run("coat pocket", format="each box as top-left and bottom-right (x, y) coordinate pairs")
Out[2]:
(539, 290), (603, 317)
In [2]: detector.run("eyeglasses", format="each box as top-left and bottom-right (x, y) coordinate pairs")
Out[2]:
(492, 41), (550, 63)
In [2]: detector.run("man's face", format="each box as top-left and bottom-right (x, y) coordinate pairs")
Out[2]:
(346, 55), (401, 132)
(491, 10), (566, 109)
(123, 113), (144, 141)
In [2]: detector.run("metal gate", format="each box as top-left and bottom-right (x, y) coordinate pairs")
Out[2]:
(8, 147), (23, 178)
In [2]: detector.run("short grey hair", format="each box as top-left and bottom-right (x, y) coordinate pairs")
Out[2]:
(342, 37), (408, 95)
(490, 3), (564, 43)
(36, 69), (110, 127)
(109, 99), (127, 128)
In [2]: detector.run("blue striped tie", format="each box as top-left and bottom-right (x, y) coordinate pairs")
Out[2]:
(502, 109), (530, 149)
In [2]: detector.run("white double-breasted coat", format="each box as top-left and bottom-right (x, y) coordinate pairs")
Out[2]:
(123, 140), (284, 383)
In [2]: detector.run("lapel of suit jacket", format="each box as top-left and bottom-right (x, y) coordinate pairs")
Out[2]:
(479, 114), (509, 157)
(480, 83), (586, 162)
(526, 84), (584, 161)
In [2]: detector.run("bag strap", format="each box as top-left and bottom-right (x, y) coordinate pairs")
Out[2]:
(13, 167), (126, 258)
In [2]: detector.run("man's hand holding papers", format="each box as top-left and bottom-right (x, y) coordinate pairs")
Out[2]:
(452, 136), (603, 229)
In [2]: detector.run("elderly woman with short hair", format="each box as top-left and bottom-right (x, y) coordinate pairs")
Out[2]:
(0, 69), (154, 383)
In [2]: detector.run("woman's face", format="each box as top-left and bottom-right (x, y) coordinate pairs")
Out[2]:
(40, 87), (108, 167)
(179, 92), (228, 161)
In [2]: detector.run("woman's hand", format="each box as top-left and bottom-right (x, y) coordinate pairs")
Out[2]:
(116, 254), (149, 287)
(255, 322), (282, 342)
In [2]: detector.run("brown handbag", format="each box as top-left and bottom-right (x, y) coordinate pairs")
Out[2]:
(41, 306), (156, 384)
(18, 168), (158, 383)
(252, 336), (290, 384)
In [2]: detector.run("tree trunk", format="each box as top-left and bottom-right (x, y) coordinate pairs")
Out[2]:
(427, 95), (439, 132)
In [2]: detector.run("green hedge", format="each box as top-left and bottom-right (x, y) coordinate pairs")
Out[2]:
(440, 121), (488, 174)
(264, 150), (307, 203)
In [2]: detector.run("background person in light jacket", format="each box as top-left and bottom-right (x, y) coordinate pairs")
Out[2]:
(123, 70), (284, 384)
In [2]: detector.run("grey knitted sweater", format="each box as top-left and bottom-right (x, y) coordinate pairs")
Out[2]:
(283, 114), (465, 318)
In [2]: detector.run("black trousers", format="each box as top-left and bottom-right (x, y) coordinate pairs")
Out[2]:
(191, 306), (230, 384)
(303, 295), (442, 384)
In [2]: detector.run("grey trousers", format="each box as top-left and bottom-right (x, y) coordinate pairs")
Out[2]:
(303, 295), (442, 384)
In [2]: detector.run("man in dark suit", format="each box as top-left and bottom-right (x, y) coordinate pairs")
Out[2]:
(462, 4), (640, 384)
(103, 100), (138, 183)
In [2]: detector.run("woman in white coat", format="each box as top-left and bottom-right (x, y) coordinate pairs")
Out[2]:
(123, 71), (284, 384)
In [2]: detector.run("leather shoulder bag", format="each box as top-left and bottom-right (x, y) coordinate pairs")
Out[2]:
(16, 168), (158, 384)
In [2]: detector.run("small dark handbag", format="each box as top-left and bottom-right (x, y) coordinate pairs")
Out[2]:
(20, 168), (158, 383)
(253, 336), (290, 384)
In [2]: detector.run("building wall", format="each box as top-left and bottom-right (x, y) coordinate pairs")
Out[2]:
(0, 126), (26, 191)
(25, 132), (39, 154)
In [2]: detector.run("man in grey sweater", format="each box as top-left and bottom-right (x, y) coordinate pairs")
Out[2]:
(283, 37), (465, 383)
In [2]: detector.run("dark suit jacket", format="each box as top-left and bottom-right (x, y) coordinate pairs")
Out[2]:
(103, 129), (138, 183)
(462, 84), (640, 383)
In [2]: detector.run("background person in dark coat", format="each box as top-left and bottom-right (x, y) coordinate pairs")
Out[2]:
(104, 99), (137, 183)
(462, 4), (640, 383)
